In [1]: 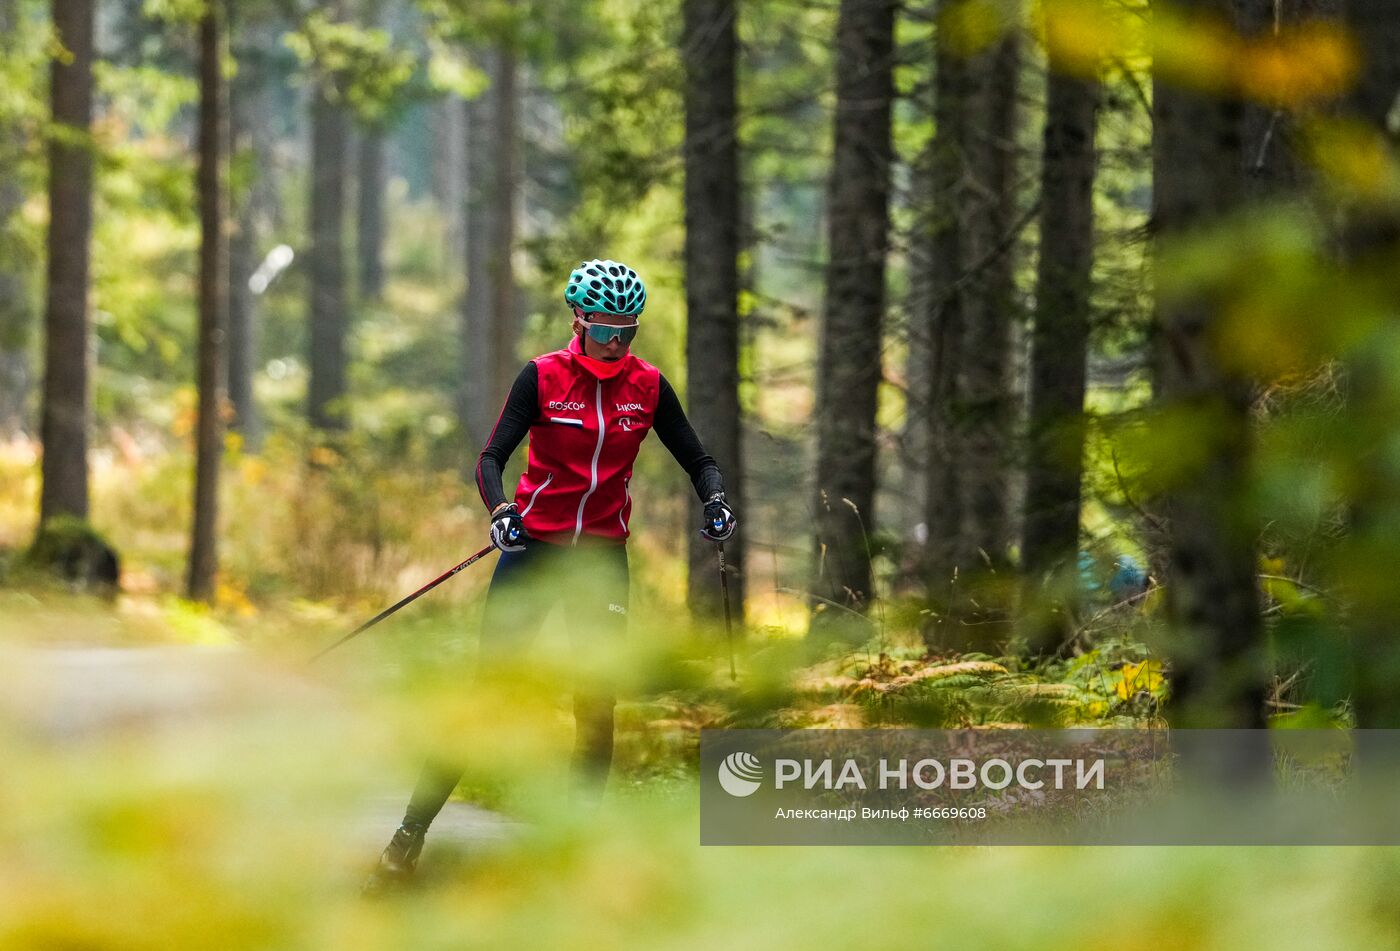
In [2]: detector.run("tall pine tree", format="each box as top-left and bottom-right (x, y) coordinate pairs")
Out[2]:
(683, 0), (745, 621)
(1021, 34), (1101, 654)
(188, 0), (229, 602)
(1153, 0), (1266, 729)
(39, 0), (96, 524)
(812, 0), (897, 636)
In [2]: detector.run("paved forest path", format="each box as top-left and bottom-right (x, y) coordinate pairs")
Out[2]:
(0, 644), (517, 865)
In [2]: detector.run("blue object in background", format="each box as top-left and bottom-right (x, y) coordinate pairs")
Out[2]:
(1108, 554), (1148, 601)
(1077, 551), (1149, 604)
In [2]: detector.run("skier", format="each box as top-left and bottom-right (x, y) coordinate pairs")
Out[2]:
(364, 259), (737, 890)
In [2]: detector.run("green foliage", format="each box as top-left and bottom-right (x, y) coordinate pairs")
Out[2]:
(93, 62), (198, 133)
(825, 640), (1169, 728)
(284, 12), (417, 124)
(141, 0), (207, 25)
(0, 2), (49, 141)
(91, 113), (198, 407)
(423, 38), (488, 100)
(0, 1), (51, 353)
(551, 0), (685, 217)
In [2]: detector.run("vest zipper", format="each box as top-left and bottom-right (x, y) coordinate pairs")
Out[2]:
(573, 379), (606, 544)
(519, 472), (553, 517)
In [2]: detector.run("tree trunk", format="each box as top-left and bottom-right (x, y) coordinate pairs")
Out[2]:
(308, 80), (349, 430)
(488, 47), (519, 410)
(39, 0), (96, 524)
(0, 0), (31, 436)
(900, 1), (936, 586)
(460, 94), (494, 457)
(1344, 0), (1400, 133)
(227, 11), (259, 449)
(919, 8), (971, 631)
(956, 27), (1022, 572)
(1153, 0), (1265, 729)
(1021, 67), (1100, 653)
(357, 127), (386, 301)
(433, 97), (466, 265)
(1339, 0), (1400, 729)
(811, 0), (897, 634)
(683, 0), (745, 620)
(188, 2), (228, 603)
(355, 0), (386, 302)
(901, 153), (932, 563)
(1236, 0), (1340, 196)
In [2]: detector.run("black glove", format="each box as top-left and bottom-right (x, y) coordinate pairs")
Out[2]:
(700, 493), (737, 542)
(490, 503), (528, 552)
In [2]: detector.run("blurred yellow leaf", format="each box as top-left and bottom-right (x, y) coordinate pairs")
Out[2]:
(308, 445), (341, 468)
(1063, 5), (1357, 111)
(1238, 23), (1357, 109)
(1039, 0), (1138, 76)
(1116, 659), (1164, 700)
(1302, 118), (1400, 200)
(216, 579), (258, 618)
(171, 405), (195, 440)
(240, 456), (267, 485)
(1112, 404), (1229, 494)
(1259, 567), (1324, 616)
(1151, 7), (1237, 95)
(1218, 297), (1321, 379)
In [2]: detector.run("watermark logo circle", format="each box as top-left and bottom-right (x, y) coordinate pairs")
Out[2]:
(718, 751), (764, 797)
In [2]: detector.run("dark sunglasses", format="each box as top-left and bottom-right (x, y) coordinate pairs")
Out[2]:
(577, 316), (639, 346)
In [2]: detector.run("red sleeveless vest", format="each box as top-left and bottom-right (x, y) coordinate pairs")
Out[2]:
(513, 336), (660, 544)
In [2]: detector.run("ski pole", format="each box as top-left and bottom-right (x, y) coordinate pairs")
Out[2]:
(306, 542), (497, 665)
(717, 541), (736, 682)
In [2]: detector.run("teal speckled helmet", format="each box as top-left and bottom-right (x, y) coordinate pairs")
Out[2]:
(564, 259), (647, 316)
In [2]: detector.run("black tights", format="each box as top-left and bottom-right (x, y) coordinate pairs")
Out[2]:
(401, 541), (629, 831)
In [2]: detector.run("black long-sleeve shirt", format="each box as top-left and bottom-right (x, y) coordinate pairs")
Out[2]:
(475, 361), (724, 512)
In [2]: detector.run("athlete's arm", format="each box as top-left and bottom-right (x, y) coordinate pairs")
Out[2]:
(653, 374), (725, 501)
(475, 362), (539, 513)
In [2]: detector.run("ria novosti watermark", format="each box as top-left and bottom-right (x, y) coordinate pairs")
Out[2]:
(720, 749), (1106, 795)
(701, 729), (1400, 845)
